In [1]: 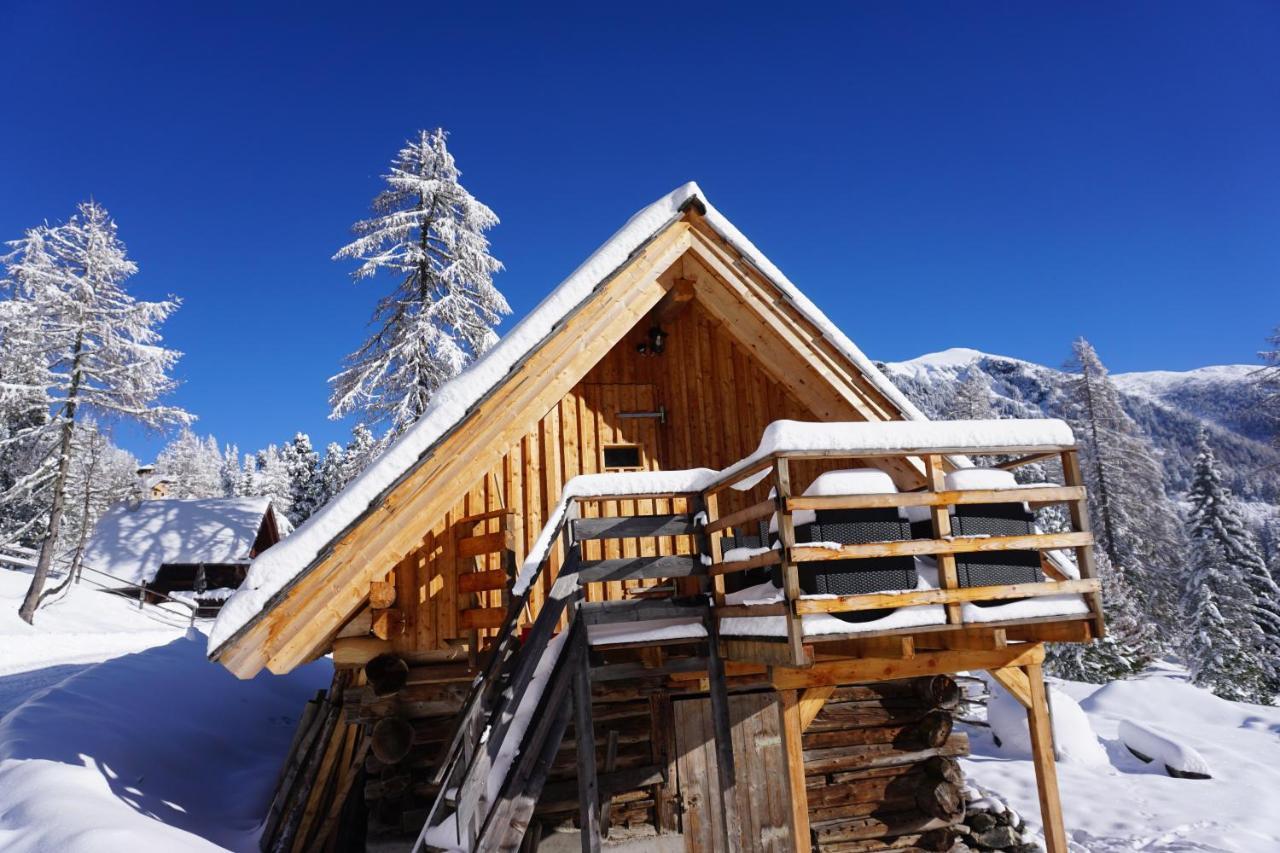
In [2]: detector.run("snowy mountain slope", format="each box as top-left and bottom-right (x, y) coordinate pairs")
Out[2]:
(880, 349), (1280, 505)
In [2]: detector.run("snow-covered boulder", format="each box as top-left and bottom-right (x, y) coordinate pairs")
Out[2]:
(1118, 719), (1212, 779)
(988, 679), (1108, 766)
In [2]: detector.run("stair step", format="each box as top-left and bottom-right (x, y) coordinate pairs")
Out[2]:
(579, 596), (709, 626)
(576, 555), (701, 583)
(572, 514), (698, 541)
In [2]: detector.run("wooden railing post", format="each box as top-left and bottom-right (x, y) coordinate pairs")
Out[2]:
(1059, 450), (1105, 638)
(1025, 657), (1068, 853)
(923, 454), (962, 625)
(572, 627), (602, 853)
(772, 457), (809, 667)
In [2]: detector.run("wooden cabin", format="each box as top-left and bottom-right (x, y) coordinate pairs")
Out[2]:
(82, 496), (285, 613)
(208, 184), (1103, 853)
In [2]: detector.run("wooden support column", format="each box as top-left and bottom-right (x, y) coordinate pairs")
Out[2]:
(1060, 449), (1106, 638)
(778, 690), (813, 853)
(571, 629), (602, 853)
(773, 458), (810, 666)
(923, 454), (962, 625)
(704, 611), (743, 851)
(1024, 656), (1067, 853)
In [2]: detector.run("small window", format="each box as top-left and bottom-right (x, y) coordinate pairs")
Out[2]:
(603, 445), (642, 470)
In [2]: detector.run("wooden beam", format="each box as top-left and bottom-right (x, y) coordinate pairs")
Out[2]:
(792, 579), (1100, 614)
(798, 685), (835, 731)
(1060, 449), (1107, 639)
(774, 458), (809, 667)
(572, 632), (602, 853)
(457, 530), (507, 558)
(457, 568), (508, 594)
(1025, 658), (1068, 853)
(704, 613), (744, 848)
(924, 455), (961, 625)
(709, 548), (782, 576)
(370, 608), (403, 640)
(458, 607), (506, 630)
(703, 498), (777, 534)
(785, 485), (1085, 513)
(789, 531), (1094, 562)
(778, 690), (814, 853)
(771, 643), (1045, 690)
(989, 665), (1033, 709)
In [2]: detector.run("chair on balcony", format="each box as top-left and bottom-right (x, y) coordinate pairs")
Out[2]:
(909, 467), (1044, 603)
(782, 468), (918, 623)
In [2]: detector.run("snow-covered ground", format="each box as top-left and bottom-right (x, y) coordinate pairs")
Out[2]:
(965, 661), (1280, 852)
(3, 567), (1279, 851)
(0, 568), (330, 852)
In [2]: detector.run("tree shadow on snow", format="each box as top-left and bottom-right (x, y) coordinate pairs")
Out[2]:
(0, 632), (330, 850)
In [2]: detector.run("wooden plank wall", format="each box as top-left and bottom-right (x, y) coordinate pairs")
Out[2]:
(377, 300), (830, 654)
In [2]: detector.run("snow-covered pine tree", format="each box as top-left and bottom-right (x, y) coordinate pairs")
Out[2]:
(1186, 428), (1280, 692)
(330, 129), (509, 435)
(1048, 549), (1158, 681)
(1, 201), (191, 622)
(246, 444), (294, 520)
(155, 428), (224, 499)
(219, 444), (244, 497)
(1064, 338), (1186, 625)
(317, 441), (347, 504)
(279, 432), (322, 525)
(338, 423), (380, 488)
(1181, 536), (1270, 703)
(946, 370), (995, 420)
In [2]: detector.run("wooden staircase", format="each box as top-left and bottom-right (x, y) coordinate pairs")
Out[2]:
(415, 501), (741, 853)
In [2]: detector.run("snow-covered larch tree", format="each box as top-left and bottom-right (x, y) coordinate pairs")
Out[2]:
(330, 128), (509, 435)
(946, 370), (995, 420)
(1, 201), (191, 622)
(1185, 429), (1280, 693)
(1064, 338), (1186, 623)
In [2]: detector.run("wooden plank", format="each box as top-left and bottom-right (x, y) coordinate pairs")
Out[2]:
(793, 578), (1100, 614)
(572, 631), (602, 853)
(785, 485), (1085, 512)
(571, 513), (697, 541)
(370, 608), (403, 640)
(705, 615), (744, 849)
(923, 454), (962, 626)
(773, 458), (809, 667)
(772, 644), (1046, 690)
(1061, 449), (1106, 638)
(1025, 658), (1068, 853)
(710, 548), (782, 576)
(790, 531), (1094, 562)
(458, 568), (509, 594)
(310, 737), (371, 851)
(779, 691), (813, 853)
(458, 606), (507, 631)
(578, 598), (708, 625)
(721, 638), (811, 668)
(457, 530), (507, 558)
(989, 665), (1033, 709)
(576, 555), (700, 583)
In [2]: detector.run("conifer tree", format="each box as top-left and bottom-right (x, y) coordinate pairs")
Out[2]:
(1048, 550), (1158, 681)
(1, 201), (190, 622)
(318, 441), (347, 505)
(1182, 536), (1270, 702)
(1064, 338), (1186, 623)
(946, 370), (995, 420)
(155, 428), (223, 498)
(331, 129), (509, 435)
(279, 432), (323, 525)
(1186, 429), (1280, 692)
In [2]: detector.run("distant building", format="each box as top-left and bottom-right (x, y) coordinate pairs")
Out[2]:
(134, 464), (174, 499)
(81, 497), (287, 612)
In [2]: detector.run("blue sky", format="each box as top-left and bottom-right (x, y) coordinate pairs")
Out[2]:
(2, 2), (1277, 460)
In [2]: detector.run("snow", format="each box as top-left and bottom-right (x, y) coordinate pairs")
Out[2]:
(0, 568), (330, 851)
(82, 498), (276, 585)
(961, 593), (1091, 623)
(963, 662), (1280, 851)
(884, 347), (988, 381)
(587, 617), (707, 646)
(1117, 719), (1212, 778)
(987, 678), (1108, 766)
(945, 467), (1018, 491)
(210, 181), (931, 656)
(720, 418), (1074, 490)
(773, 467), (903, 529)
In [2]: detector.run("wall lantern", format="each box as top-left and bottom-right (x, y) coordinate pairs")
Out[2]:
(636, 325), (668, 357)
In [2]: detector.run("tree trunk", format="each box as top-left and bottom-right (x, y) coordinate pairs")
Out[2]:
(19, 334), (84, 624)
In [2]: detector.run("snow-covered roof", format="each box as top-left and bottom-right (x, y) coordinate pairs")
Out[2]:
(82, 497), (277, 586)
(208, 183), (930, 657)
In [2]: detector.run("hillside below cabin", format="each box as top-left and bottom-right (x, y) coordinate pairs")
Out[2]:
(209, 184), (1103, 853)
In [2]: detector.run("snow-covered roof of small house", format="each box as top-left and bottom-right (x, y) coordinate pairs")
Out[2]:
(82, 497), (279, 586)
(207, 182), (933, 661)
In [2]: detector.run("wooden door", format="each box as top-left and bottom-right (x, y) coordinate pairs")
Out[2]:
(673, 692), (795, 852)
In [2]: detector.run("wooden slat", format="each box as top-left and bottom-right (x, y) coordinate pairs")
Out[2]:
(793, 578), (1100, 614)
(457, 531), (507, 558)
(458, 607), (506, 630)
(785, 485), (1085, 512)
(571, 513), (697, 541)
(457, 569), (508, 594)
(771, 643), (1045, 689)
(576, 555), (700, 583)
(710, 548), (782, 576)
(578, 598), (709, 626)
(703, 497), (777, 534)
(790, 531), (1094, 562)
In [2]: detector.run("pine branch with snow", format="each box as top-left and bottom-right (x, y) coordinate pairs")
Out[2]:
(330, 129), (509, 435)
